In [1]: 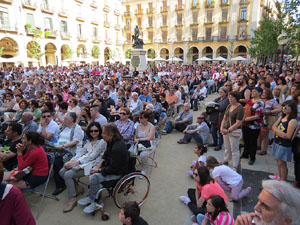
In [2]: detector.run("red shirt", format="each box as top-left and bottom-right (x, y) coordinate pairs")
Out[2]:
(17, 146), (48, 176)
(200, 181), (227, 202)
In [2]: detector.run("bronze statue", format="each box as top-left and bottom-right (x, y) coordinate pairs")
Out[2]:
(132, 25), (144, 49)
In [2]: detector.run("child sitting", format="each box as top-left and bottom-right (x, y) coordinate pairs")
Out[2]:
(119, 201), (148, 225)
(206, 156), (251, 201)
(189, 144), (207, 177)
(194, 195), (234, 225)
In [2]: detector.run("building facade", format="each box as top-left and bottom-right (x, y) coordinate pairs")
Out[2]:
(0, 0), (123, 66)
(122, 0), (278, 64)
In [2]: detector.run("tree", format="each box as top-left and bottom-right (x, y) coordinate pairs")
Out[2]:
(62, 45), (73, 59)
(0, 47), (4, 57)
(125, 49), (131, 58)
(91, 46), (100, 58)
(25, 24), (46, 60)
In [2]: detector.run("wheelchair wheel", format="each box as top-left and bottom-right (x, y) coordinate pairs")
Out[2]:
(113, 172), (150, 208)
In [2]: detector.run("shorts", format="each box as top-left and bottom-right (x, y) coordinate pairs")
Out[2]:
(24, 174), (48, 189)
(272, 142), (292, 162)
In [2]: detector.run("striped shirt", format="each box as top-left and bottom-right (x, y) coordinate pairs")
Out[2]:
(205, 211), (235, 225)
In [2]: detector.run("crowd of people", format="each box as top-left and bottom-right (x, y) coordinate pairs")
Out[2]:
(0, 61), (300, 225)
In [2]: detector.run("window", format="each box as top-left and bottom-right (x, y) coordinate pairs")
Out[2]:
(177, 13), (182, 25)
(222, 0), (229, 4)
(92, 9), (97, 21)
(148, 16), (153, 27)
(162, 30), (167, 42)
(126, 5), (130, 12)
(163, 0), (167, 8)
(137, 3), (141, 13)
(44, 17), (53, 30)
(193, 0), (198, 7)
(104, 14), (108, 22)
(222, 9), (228, 21)
(241, 7), (247, 20)
(26, 13), (35, 26)
(192, 28), (198, 41)
(93, 27), (98, 38)
(77, 4), (82, 17)
(207, 10), (213, 22)
(60, 0), (65, 9)
(148, 31), (153, 42)
(43, 0), (49, 10)
(116, 16), (119, 25)
(126, 33), (131, 41)
(192, 11), (198, 23)
(105, 30), (108, 40)
(238, 25), (247, 40)
(176, 29), (182, 41)
(137, 17), (142, 27)
(220, 26), (227, 40)
(205, 27), (212, 40)
(0, 8), (10, 28)
(162, 15), (167, 26)
(24, 0), (32, 5)
(148, 2), (152, 10)
(126, 18), (130, 26)
(207, 0), (213, 5)
(77, 24), (82, 35)
(60, 21), (68, 33)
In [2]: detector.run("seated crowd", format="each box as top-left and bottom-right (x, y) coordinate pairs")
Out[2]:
(0, 62), (300, 225)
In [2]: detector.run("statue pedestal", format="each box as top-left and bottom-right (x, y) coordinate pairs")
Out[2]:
(130, 49), (147, 75)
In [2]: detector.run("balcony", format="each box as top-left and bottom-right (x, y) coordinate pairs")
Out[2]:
(58, 8), (68, 18)
(124, 11), (131, 17)
(0, 0), (13, 4)
(160, 6), (168, 13)
(25, 25), (34, 36)
(205, 1), (215, 8)
(77, 34), (88, 42)
(45, 30), (57, 38)
(124, 25), (131, 30)
(135, 9), (143, 15)
(240, 0), (250, 5)
(92, 36), (101, 43)
(204, 36), (212, 41)
(76, 15), (85, 22)
(219, 18), (229, 24)
(22, 0), (37, 10)
(91, 19), (99, 26)
(104, 21), (111, 28)
(220, 1), (230, 7)
(190, 22), (199, 27)
(218, 35), (229, 41)
(147, 24), (153, 29)
(60, 31), (71, 40)
(114, 9), (120, 16)
(175, 23), (183, 28)
(115, 24), (121, 30)
(103, 3), (110, 13)
(238, 18), (248, 23)
(105, 39), (112, 45)
(160, 24), (168, 29)
(191, 3), (200, 10)
(90, 0), (97, 9)
(116, 40), (123, 46)
(146, 8), (154, 14)
(0, 24), (17, 34)
(74, 0), (83, 3)
(175, 4), (184, 12)
(204, 19), (214, 25)
(41, 4), (54, 15)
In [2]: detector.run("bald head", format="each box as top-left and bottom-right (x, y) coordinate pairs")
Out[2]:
(21, 112), (33, 123)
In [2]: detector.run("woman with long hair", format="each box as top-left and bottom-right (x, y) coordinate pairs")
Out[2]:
(271, 100), (298, 181)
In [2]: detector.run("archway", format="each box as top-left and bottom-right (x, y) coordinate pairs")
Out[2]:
(45, 43), (57, 65)
(77, 44), (87, 58)
(188, 47), (199, 61)
(91, 45), (100, 59)
(174, 47), (184, 60)
(147, 48), (155, 59)
(104, 47), (111, 62)
(0, 37), (19, 58)
(61, 44), (72, 60)
(234, 45), (247, 57)
(216, 46), (228, 59)
(202, 46), (213, 59)
(160, 48), (169, 59)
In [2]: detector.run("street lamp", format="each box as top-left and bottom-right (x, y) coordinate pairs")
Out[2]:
(277, 31), (288, 74)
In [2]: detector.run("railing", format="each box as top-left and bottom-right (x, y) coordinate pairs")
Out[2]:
(124, 11), (131, 17)
(105, 39), (112, 45)
(160, 6), (168, 13)
(41, 4), (54, 13)
(175, 4), (184, 11)
(58, 8), (68, 17)
(0, 24), (17, 32)
(135, 9), (143, 15)
(77, 34), (88, 41)
(22, 0), (37, 9)
(60, 31), (71, 39)
(104, 21), (111, 28)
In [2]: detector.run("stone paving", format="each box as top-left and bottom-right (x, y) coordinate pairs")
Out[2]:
(26, 94), (294, 225)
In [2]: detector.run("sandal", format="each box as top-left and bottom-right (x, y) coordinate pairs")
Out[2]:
(257, 151), (267, 155)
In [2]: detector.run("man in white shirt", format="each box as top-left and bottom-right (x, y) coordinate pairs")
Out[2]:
(37, 110), (60, 143)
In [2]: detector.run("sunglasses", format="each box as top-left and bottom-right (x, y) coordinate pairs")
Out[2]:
(120, 112), (127, 115)
(90, 130), (99, 133)
(42, 115), (51, 118)
(197, 117), (204, 120)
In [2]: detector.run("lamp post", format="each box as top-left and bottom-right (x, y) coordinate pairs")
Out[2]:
(277, 31), (288, 74)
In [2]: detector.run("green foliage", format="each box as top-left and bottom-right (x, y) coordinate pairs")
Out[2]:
(91, 46), (100, 58)
(186, 48), (192, 58)
(62, 45), (73, 59)
(125, 49), (131, 58)
(27, 41), (44, 60)
(148, 49), (155, 59)
(0, 47), (4, 57)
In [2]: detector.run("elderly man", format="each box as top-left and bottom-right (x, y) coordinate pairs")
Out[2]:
(234, 180), (300, 225)
(37, 109), (60, 143)
(162, 103), (193, 134)
(21, 112), (38, 136)
(129, 92), (143, 119)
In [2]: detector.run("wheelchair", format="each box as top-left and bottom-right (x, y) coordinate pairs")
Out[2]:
(91, 169), (150, 220)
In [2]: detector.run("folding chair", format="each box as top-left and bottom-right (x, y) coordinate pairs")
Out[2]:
(22, 153), (59, 219)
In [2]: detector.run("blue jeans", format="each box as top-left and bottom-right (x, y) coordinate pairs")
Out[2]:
(164, 119), (187, 133)
(211, 126), (223, 147)
(183, 126), (203, 144)
(190, 96), (205, 110)
(197, 214), (211, 225)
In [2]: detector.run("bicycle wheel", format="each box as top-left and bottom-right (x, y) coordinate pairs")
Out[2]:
(113, 172), (150, 208)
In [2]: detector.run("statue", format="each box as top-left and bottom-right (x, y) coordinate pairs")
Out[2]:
(132, 25), (144, 49)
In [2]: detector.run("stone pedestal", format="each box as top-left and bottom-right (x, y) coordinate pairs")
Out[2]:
(130, 49), (147, 74)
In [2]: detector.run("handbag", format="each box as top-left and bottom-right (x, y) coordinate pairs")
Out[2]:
(128, 143), (138, 156)
(229, 114), (242, 138)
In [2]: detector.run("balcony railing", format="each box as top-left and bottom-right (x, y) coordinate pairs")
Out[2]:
(204, 19), (214, 24)
(124, 11), (131, 17)
(146, 8), (154, 14)
(0, 0), (13, 4)
(22, 0), (37, 10)
(135, 9), (143, 15)
(45, 30), (57, 38)
(191, 3), (200, 10)
(92, 36), (101, 43)
(116, 40), (123, 46)
(105, 39), (112, 45)
(60, 31), (71, 40)
(103, 3), (110, 13)
(114, 9), (120, 16)
(175, 22), (183, 27)
(220, 1), (230, 7)
(76, 15), (85, 22)
(77, 34), (88, 41)
(124, 25), (131, 30)
(104, 21), (111, 28)
(147, 23), (153, 28)
(205, 1), (215, 8)
(115, 24), (121, 30)
(160, 6), (168, 13)
(238, 18), (248, 22)
(90, 0), (97, 8)
(190, 21), (199, 26)
(58, 8), (68, 17)
(0, 24), (17, 33)
(219, 18), (229, 24)
(240, 0), (249, 5)
(175, 4), (184, 11)
(41, 4), (54, 14)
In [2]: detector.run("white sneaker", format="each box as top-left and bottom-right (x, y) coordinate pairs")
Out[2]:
(179, 196), (191, 205)
(78, 197), (92, 206)
(269, 174), (280, 180)
(83, 202), (96, 214)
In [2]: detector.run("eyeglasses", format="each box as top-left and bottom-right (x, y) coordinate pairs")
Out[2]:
(224, 85), (230, 87)
(283, 106), (290, 110)
(90, 130), (99, 133)
(42, 115), (51, 118)
(120, 112), (127, 115)
(197, 117), (204, 120)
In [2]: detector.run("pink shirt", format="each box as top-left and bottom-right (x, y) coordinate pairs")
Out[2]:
(201, 181), (228, 202)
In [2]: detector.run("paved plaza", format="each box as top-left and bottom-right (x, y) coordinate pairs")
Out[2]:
(26, 94), (295, 225)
